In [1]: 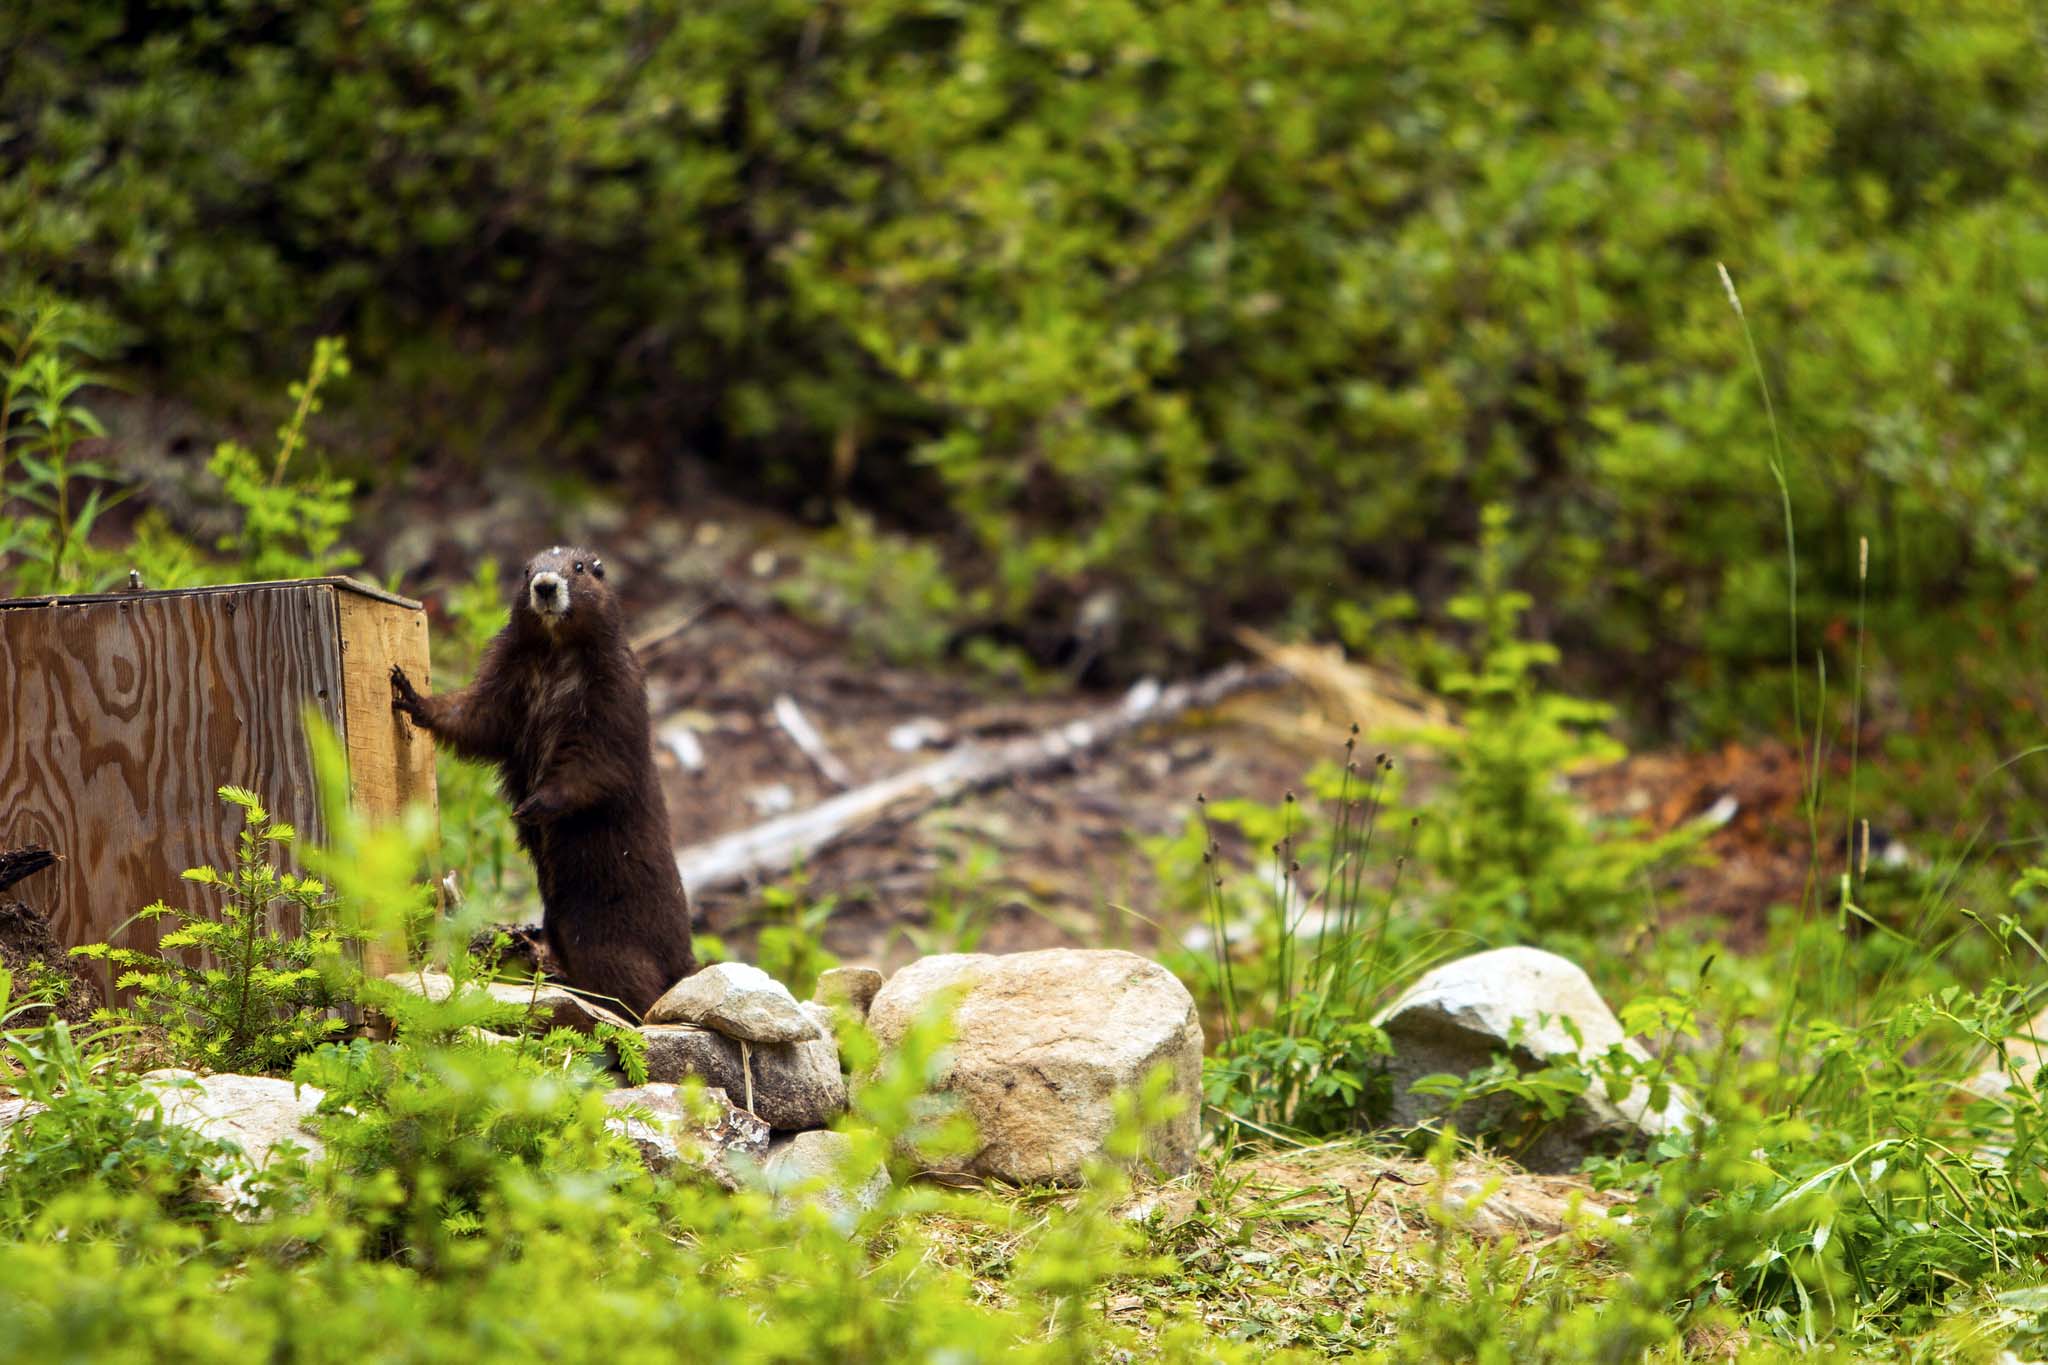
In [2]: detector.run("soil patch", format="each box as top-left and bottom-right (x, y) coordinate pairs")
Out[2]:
(0, 895), (105, 1027)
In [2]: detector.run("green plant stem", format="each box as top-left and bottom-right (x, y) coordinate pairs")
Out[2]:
(1724, 264), (1821, 1082)
(231, 841), (260, 1055)
(273, 343), (327, 485)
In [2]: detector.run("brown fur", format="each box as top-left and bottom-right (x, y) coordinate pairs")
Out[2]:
(392, 546), (695, 1016)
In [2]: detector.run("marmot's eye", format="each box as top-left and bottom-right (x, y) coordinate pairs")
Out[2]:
(592, 560), (605, 579)
(574, 561), (585, 574)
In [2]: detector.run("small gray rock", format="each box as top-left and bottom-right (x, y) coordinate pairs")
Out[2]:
(646, 962), (820, 1043)
(639, 1021), (846, 1131)
(381, 970), (634, 1035)
(758, 1129), (891, 1228)
(603, 1083), (770, 1189)
(812, 966), (885, 1019)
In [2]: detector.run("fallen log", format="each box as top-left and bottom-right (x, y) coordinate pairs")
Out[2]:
(0, 846), (57, 895)
(674, 664), (1285, 895)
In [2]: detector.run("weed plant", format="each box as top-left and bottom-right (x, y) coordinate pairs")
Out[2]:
(75, 786), (362, 1075)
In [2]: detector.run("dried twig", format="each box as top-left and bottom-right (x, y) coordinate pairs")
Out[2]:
(630, 591), (722, 656)
(771, 693), (854, 789)
(675, 664), (1283, 894)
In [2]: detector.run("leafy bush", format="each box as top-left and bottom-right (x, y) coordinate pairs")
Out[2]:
(9, 2), (2048, 695)
(205, 336), (359, 582)
(0, 305), (365, 598)
(0, 974), (241, 1230)
(1398, 505), (1699, 943)
(0, 295), (129, 593)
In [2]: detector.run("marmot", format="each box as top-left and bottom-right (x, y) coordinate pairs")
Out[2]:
(391, 546), (695, 1016)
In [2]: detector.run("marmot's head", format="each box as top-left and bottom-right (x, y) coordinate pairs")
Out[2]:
(516, 545), (619, 643)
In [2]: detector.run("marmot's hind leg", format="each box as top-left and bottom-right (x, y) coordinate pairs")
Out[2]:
(548, 927), (677, 1020)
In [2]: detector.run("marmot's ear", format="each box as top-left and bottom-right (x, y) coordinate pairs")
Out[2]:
(592, 559), (605, 580)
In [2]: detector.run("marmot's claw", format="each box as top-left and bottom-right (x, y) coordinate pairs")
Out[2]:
(390, 664), (424, 721)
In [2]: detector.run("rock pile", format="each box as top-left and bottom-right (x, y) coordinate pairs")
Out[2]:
(377, 948), (1209, 1192)
(6, 947), (1211, 1220)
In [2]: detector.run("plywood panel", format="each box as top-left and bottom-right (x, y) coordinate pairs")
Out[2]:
(0, 584), (348, 980)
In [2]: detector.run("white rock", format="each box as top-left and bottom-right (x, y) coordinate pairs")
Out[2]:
(646, 962), (820, 1043)
(602, 1083), (769, 1189)
(138, 1070), (327, 1213)
(865, 949), (1203, 1185)
(0, 1097), (45, 1155)
(1373, 947), (1694, 1172)
(3, 1076), (321, 1214)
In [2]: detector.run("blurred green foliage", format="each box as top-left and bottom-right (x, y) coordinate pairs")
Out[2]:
(6, 0), (2046, 694)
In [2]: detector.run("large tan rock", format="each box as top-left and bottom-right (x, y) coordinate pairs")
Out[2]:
(1373, 946), (1695, 1173)
(865, 949), (1203, 1185)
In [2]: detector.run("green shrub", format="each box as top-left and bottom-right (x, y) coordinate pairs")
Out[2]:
(1399, 505), (1699, 943)
(206, 335), (359, 582)
(75, 786), (362, 1076)
(0, 294), (130, 593)
(0, 305), (366, 597)
(9, 2), (2048, 697)
(0, 975), (242, 1231)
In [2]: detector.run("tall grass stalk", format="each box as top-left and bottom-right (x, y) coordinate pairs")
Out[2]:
(1197, 743), (1412, 1134)
(1721, 262), (1828, 1081)
(1196, 795), (1240, 1040)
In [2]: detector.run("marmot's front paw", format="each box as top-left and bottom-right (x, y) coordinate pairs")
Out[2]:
(390, 665), (429, 725)
(512, 790), (564, 825)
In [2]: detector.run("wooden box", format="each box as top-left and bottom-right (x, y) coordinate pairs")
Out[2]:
(0, 577), (436, 979)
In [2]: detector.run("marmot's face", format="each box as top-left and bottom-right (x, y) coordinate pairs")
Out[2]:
(518, 545), (616, 638)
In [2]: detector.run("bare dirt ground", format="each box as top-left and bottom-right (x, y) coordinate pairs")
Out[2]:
(362, 472), (1329, 970)
(358, 466), (1821, 973)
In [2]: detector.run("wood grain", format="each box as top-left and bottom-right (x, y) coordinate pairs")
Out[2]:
(0, 584), (354, 990)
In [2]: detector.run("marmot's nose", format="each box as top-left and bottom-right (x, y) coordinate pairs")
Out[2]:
(534, 578), (560, 602)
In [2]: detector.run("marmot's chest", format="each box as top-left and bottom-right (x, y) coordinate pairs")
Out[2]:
(523, 657), (588, 720)
(514, 657), (589, 778)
